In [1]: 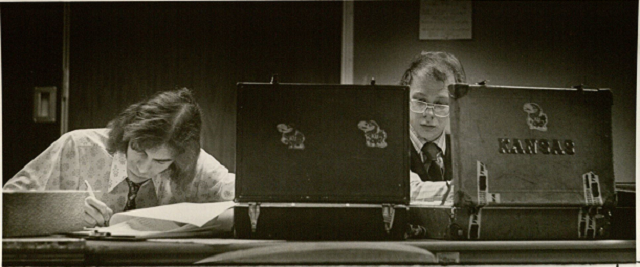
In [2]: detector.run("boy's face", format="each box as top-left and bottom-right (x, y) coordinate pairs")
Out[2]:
(126, 141), (175, 183)
(409, 74), (454, 142)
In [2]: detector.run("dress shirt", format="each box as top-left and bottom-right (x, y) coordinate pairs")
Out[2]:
(4, 129), (235, 213)
(408, 125), (452, 204)
(409, 173), (453, 204)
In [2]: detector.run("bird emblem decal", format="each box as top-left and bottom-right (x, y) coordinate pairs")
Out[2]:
(523, 103), (548, 131)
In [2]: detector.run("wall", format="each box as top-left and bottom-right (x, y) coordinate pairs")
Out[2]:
(2, 3), (63, 182)
(353, 1), (637, 182)
(3, 1), (636, 184)
(66, 2), (342, 170)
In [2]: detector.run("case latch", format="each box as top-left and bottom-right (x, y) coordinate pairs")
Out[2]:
(468, 208), (481, 240)
(381, 204), (395, 233)
(579, 206), (606, 239)
(248, 202), (260, 233)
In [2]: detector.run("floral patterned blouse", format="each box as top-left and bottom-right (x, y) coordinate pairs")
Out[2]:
(3, 129), (235, 213)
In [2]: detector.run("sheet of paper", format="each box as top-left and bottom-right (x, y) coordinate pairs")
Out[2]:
(110, 201), (235, 227)
(419, 0), (472, 40)
(195, 242), (436, 264)
(99, 217), (181, 237)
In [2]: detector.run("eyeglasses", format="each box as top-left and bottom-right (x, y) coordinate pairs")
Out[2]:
(410, 100), (449, 117)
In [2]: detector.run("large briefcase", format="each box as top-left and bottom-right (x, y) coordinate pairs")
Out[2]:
(408, 83), (616, 240)
(448, 84), (615, 207)
(409, 204), (611, 240)
(234, 82), (411, 240)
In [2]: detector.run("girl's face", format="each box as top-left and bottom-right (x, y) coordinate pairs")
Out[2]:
(126, 141), (175, 183)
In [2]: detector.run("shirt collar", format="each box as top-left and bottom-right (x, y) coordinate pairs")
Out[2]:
(409, 125), (447, 160)
(108, 151), (162, 193)
(108, 152), (129, 192)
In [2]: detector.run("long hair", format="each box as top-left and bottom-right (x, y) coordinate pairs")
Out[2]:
(106, 88), (202, 185)
(400, 51), (466, 86)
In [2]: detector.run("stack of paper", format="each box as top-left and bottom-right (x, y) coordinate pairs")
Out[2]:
(75, 201), (234, 239)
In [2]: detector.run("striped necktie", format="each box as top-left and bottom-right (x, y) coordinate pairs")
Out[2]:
(123, 178), (145, 211)
(421, 141), (444, 181)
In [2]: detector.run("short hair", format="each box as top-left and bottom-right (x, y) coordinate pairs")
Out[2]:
(106, 88), (202, 184)
(400, 51), (466, 87)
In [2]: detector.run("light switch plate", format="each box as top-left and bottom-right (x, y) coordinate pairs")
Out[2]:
(33, 86), (57, 123)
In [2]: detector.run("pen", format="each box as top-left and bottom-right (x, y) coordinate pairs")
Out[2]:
(84, 180), (109, 227)
(84, 179), (96, 198)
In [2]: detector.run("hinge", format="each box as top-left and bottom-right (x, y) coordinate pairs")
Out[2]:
(594, 206), (606, 237)
(381, 204), (395, 233)
(248, 202), (260, 233)
(449, 206), (456, 221)
(270, 74), (279, 85)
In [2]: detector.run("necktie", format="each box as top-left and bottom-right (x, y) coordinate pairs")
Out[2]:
(421, 141), (444, 181)
(123, 178), (145, 211)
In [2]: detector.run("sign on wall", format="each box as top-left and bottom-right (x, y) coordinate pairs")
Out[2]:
(419, 0), (472, 40)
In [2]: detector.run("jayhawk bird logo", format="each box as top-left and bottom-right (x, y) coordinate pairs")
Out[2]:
(523, 103), (548, 131)
(277, 124), (305, 149)
(357, 120), (388, 148)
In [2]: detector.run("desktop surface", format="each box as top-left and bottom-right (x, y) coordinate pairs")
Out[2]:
(3, 236), (636, 265)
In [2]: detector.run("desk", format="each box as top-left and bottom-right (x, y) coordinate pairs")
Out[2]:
(3, 237), (636, 265)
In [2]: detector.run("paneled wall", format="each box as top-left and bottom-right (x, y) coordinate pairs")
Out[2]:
(2, 3), (63, 182)
(353, 1), (637, 182)
(67, 2), (342, 170)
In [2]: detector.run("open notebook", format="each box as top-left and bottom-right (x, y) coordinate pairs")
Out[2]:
(71, 201), (234, 239)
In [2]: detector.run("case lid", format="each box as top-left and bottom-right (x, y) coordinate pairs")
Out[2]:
(449, 84), (614, 207)
(236, 83), (410, 204)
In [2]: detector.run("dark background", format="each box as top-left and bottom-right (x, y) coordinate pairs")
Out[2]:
(2, 1), (637, 184)
(2, 2), (343, 182)
(353, 1), (637, 183)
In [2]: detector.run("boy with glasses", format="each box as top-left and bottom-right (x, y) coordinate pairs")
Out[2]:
(400, 51), (466, 202)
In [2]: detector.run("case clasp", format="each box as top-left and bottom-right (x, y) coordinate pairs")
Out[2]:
(381, 204), (395, 233)
(248, 202), (260, 233)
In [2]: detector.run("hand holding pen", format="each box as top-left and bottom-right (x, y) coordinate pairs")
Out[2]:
(84, 180), (113, 228)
